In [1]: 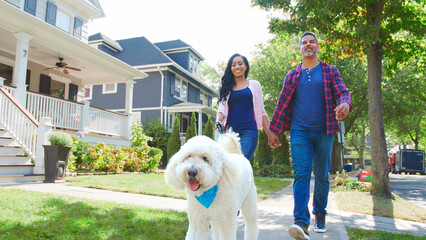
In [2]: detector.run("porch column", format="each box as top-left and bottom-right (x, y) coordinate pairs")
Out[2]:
(12, 32), (33, 107)
(125, 80), (135, 140)
(81, 100), (90, 134)
(198, 109), (202, 135)
(0, 77), (4, 86)
(125, 80), (135, 114)
(34, 117), (52, 174)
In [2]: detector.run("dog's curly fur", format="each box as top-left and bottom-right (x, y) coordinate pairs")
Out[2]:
(165, 132), (258, 240)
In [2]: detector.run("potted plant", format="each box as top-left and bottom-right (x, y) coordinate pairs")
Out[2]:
(43, 131), (73, 183)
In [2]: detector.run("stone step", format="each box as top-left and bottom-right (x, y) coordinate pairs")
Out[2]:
(0, 164), (34, 175)
(0, 155), (32, 165)
(0, 174), (44, 185)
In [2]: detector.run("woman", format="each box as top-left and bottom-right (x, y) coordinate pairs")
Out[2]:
(216, 53), (280, 162)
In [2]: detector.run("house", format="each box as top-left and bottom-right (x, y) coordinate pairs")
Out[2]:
(0, 0), (148, 183)
(88, 34), (219, 135)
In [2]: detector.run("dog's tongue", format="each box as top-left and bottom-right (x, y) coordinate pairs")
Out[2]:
(189, 179), (200, 191)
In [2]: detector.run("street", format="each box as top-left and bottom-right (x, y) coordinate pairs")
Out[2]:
(390, 173), (426, 209)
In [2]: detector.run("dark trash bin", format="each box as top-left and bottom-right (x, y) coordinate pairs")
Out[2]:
(344, 163), (353, 172)
(43, 145), (71, 183)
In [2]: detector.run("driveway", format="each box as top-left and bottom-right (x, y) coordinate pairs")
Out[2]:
(389, 173), (426, 209)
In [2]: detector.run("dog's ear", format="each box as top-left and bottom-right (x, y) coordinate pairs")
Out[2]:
(165, 151), (186, 190)
(220, 153), (240, 189)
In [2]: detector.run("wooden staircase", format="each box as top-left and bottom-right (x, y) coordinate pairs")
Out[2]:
(0, 129), (43, 184)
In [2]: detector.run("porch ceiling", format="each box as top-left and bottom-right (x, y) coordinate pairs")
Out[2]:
(0, 1), (147, 86)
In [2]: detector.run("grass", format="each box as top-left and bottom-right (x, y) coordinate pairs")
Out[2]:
(65, 173), (292, 201)
(0, 188), (188, 240)
(347, 227), (426, 240)
(333, 191), (426, 223)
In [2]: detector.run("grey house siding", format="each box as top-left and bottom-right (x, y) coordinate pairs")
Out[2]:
(166, 52), (189, 70)
(133, 72), (162, 108)
(165, 71), (182, 106)
(139, 110), (161, 123)
(187, 84), (198, 103)
(90, 83), (126, 110)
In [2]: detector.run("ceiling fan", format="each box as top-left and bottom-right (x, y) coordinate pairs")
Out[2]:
(44, 57), (81, 74)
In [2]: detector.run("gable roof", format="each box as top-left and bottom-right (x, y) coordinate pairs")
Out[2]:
(155, 39), (204, 60)
(89, 32), (122, 51)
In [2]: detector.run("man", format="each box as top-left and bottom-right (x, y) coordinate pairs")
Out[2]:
(268, 32), (352, 240)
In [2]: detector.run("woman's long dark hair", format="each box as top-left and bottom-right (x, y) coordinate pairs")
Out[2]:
(218, 53), (250, 103)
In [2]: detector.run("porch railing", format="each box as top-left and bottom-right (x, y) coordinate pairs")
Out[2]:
(26, 91), (83, 131)
(88, 107), (127, 136)
(0, 87), (38, 160)
(25, 91), (129, 137)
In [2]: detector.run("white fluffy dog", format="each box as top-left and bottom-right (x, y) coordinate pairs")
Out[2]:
(165, 132), (258, 240)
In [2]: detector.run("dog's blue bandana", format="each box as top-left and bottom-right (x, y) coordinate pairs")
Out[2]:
(195, 185), (218, 209)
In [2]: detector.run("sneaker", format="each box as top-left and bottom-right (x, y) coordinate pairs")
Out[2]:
(289, 221), (309, 240)
(314, 212), (327, 233)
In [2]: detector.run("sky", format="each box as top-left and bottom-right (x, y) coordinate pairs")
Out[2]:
(88, 0), (278, 66)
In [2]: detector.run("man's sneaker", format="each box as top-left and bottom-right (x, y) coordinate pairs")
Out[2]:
(289, 221), (309, 240)
(314, 212), (327, 233)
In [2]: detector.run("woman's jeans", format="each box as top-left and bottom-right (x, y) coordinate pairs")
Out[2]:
(237, 129), (259, 163)
(290, 129), (334, 225)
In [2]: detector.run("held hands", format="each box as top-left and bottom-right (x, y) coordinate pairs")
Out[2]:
(268, 132), (281, 149)
(334, 102), (350, 120)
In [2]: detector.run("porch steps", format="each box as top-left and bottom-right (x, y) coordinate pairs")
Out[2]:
(0, 129), (43, 184)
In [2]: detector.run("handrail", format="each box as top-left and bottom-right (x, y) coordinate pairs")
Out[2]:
(0, 87), (38, 160)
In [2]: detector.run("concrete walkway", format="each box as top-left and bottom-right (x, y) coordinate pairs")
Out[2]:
(3, 180), (425, 239)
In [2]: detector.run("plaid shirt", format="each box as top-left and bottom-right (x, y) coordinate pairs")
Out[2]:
(270, 61), (352, 136)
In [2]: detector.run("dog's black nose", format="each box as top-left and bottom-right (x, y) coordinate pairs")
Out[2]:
(188, 167), (198, 178)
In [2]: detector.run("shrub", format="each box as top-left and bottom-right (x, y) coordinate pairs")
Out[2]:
(167, 116), (181, 160)
(332, 171), (371, 192)
(69, 134), (90, 169)
(131, 122), (152, 148)
(185, 112), (197, 142)
(48, 131), (72, 147)
(254, 164), (293, 178)
(143, 117), (167, 152)
(272, 133), (290, 166)
(203, 116), (214, 139)
(255, 129), (273, 167)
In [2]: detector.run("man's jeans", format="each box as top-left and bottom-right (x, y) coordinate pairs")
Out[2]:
(290, 129), (334, 225)
(238, 129), (258, 163)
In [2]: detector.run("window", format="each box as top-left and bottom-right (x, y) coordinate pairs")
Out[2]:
(5, 0), (20, 7)
(102, 83), (117, 94)
(174, 77), (187, 101)
(189, 55), (198, 73)
(200, 91), (209, 106)
(56, 9), (71, 33)
(46, 1), (72, 33)
(80, 85), (92, 100)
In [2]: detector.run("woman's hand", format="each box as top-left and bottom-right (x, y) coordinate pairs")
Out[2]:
(267, 132), (281, 148)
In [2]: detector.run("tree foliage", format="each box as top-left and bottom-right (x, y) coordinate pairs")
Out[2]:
(203, 116), (215, 140)
(383, 58), (426, 150)
(185, 112), (197, 142)
(167, 116), (181, 160)
(253, 0), (426, 199)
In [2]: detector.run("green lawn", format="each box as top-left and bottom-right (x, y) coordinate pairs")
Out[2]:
(347, 227), (426, 240)
(0, 188), (188, 240)
(65, 173), (292, 201)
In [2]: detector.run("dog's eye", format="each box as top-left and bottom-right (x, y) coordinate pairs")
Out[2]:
(203, 156), (209, 163)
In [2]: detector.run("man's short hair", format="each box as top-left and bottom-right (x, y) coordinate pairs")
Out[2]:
(300, 32), (318, 45)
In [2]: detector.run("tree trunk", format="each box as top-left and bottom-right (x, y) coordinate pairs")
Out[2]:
(367, 42), (392, 199)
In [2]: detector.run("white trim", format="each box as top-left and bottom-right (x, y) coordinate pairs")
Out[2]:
(102, 83), (117, 94)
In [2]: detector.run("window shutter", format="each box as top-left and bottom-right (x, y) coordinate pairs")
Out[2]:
(73, 17), (83, 39)
(208, 96), (212, 107)
(169, 73), (175, 95)
(45, 1), (57, 26)
(24, 0), (37, 16)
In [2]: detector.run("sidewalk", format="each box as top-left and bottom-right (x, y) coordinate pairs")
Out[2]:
(3, 180), (425, 239)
